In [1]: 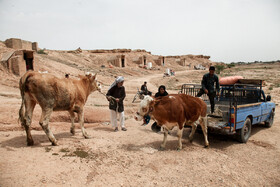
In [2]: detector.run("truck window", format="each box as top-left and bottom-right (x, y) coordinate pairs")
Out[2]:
(261, 90), (265, 102)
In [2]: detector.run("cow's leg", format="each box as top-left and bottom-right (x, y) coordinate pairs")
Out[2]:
(23, 96), (36, 146)
(39, 108), (58, 146)
(77, 110), (90, 139)
(199, 116), (209, 148)
(160, 127), (168, 150)
(69, 111), (75, 135)
(189, 122), (197, 143)
(177, 127), (184, 150)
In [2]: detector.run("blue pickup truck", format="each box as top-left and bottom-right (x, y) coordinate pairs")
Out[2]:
(180, 79), (276, 143)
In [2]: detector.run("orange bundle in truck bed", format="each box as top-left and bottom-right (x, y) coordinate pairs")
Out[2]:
(219, 76), (244, 85)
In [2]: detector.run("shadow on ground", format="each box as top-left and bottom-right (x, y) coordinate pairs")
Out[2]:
(1, 132), (76, 148)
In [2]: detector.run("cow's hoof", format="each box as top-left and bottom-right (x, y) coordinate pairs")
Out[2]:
(159, 147), (165, 151)
(84, 135), (91, 139)
(189, 139), (193, 143)
(176, 148), (182, 151)
(204, 145), (209, 148)
(70, 129), (75, 135)
(27, 140), (34, 146)
(51, 141), (58, 146)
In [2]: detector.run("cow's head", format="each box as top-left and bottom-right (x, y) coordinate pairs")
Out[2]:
(134, 95), (155, 121)
(85, 72), (102, 92)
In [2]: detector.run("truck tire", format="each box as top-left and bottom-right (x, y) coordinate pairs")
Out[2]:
(236, 118), (251, 143)
(265, 110), (275, 128)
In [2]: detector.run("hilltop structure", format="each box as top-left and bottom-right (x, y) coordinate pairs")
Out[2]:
(0, 38), (214, 76)
(0, 38), (37, 76)
(5, 38), (38, 51)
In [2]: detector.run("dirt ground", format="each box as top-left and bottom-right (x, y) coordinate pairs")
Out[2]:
(0, 56), (280, 186)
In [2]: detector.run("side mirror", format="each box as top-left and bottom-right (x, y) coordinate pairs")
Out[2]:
(266, 95), (271, 102)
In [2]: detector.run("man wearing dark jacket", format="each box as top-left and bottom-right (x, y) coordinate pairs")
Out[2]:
(140, 81), (152, 96)
(196, 66), (220, 114)
(106, 76), (127, 132)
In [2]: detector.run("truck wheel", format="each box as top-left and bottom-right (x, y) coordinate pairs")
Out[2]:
(236, 118), (251, 143)
(265, 110), (275, 128)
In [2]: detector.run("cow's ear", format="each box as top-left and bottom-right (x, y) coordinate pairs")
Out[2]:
(92, 73), (97, 80)
(85, 72), (95, 78)
(85, 74), (91, 78)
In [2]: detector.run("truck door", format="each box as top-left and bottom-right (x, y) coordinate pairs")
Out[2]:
(260, 91), (269, 122)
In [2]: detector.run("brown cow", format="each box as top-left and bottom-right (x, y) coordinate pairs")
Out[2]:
(18, 71), (101, 146)
(134, 94), (208, 150)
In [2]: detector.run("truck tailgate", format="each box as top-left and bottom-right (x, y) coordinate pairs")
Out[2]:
(207, 115), (228, 129)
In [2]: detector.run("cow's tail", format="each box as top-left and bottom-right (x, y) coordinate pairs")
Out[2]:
(18, 72), (32, 127)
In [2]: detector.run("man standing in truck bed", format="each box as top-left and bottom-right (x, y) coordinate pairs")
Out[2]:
(196, 66), (220, 114)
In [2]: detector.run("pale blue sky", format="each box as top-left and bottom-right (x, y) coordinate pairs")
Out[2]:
(0, 0), (279, 63)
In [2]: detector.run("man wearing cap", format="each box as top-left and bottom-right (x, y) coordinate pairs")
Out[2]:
(196, 66), (220, 114)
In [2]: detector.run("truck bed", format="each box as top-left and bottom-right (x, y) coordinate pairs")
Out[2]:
(206, 102), (263, 133)
(206, 102), (231, 132)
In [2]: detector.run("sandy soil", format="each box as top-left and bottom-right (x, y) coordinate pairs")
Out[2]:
(0, 51), (280, 186)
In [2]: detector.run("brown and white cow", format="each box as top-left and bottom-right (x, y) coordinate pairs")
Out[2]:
(18, 71), (101, 146)
(134, 94), (208, 150)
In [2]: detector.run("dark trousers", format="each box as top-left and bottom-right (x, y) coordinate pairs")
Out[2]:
(141, 91), (152, 96)
(196, 89), (216, 113)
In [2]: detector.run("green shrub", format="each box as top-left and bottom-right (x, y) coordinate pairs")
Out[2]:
(227, 64), (235, 68)
(37, 48), (47, 55)
(215, 65), (225, 74)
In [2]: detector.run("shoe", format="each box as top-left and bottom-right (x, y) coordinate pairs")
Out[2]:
(114, 127), (118, 132)
(121, 127), (127, 131)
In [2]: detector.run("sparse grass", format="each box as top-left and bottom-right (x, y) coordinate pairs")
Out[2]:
(45, 147), (52, 152)
(73, 150), (89, 158)
(60, 148), (70, 153)
(62, 148), (89, 158)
